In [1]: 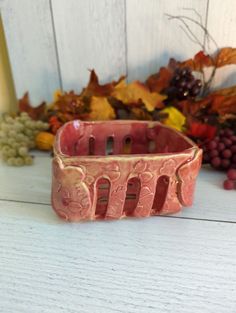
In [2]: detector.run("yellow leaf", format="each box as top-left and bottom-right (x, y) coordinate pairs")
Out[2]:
(89, 96), (115, 120)
(112, 81), (166, 112)
(161, 106), (186, 131)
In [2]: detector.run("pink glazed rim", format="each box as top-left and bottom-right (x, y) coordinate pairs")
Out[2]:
(51, 120), (202, 222)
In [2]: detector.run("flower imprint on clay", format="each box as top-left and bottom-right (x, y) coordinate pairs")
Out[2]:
(61, 188), (71, 206)
(84, 175), (95, 185)
(139, 171), (153, 183)
(159, 159), (176, 176)
(134, 159), (147, 173)
(102, 162), (121, 182)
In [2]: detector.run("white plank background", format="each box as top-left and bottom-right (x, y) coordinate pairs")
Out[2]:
(0, 154), (236, 312)
(1, 0), (236, 104)
(126, 0), (208, 81)
(0, 0), (61, 104)
(51, 0), (126, 92)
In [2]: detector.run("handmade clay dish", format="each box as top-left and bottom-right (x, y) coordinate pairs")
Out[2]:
(51, 120), (202, 222)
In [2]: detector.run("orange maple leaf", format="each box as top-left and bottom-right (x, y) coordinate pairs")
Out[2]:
(88, 96), (115, 120)
(80, 70), (125, 98)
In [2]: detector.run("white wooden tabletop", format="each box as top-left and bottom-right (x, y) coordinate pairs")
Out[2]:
(0, 153), (236, 313)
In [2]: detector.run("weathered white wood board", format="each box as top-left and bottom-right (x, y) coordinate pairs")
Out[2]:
(0, 152), (51, 205)
(1, 200), (236, 313)
(0, 154), (236, 223)
(126, 0), (208, 82)
(0, 0), (61, 104)
(51, 0), (126, 92)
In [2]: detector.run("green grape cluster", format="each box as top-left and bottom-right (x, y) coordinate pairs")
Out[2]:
(0, 112), (49, 166)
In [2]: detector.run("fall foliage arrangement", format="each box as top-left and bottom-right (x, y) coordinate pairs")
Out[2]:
(1, 9), (236, 191)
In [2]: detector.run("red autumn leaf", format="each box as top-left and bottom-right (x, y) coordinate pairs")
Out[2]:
(49, 116), (63, 134)
(210, 94), (236, 115)
(179, 97), (212, 116)
(187, 122), (217, 141)
(207, 86), (236, 115)
(180, 51), (213, 71)
(145, 67), (173, 93)
(80, 70), (125, 97)
(18, 92), (46, 120)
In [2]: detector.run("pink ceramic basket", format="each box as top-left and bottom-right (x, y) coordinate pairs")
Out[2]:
(51, 120), (202, 222)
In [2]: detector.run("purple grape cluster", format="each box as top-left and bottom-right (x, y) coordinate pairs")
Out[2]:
(223, 169), (236, 190)
(203, 128), (236, 170)
(166, 67), (202, 101)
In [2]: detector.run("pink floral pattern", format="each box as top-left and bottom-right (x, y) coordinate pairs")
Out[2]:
(159, 159), (177, 176)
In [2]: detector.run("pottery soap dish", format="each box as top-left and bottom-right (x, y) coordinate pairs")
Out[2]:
(51, 120), (202, 222)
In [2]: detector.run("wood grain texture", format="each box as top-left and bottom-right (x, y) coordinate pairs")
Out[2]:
(0, 152), (51, 205)
(126, 0), (208, 82)
(1, 200), (236, 313)
(0, 0), (60, 104)
(206, 0), (236, 89)
(0, 154), (236, 223)
(51, 0), (126, 92)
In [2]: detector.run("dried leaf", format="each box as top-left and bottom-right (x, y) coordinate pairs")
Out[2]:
(81, 70), (125, 98)
(18, 92), (46, 120)
(145, 67), (173, 93)
(212, 85), (236, 97)
(88, 96), (115, 120)
(180, 51), (213, 71)
(50, 91), (90, 123)
(209, 86), (236, 115)
(112, 81), (166, 112)
(210, 94), (236, 115)
(180, 98), (211, 116)
(187, 122), (217, 141)
(215, 47), (236, 67)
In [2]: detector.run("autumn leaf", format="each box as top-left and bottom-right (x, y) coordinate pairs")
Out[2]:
(145, 67), (173, 93)
(18, 92), (46, 120)
(208, 86), (236, 115)
(180, 51), (213, 71)
(212, 85), (236, 97)
(215, 47), (236, 67)
(88, 96), (115, 120)
(210, 95), (236, 115)
(180, 48), (236, 71)
(187, 122), (217, 141)
(112, 81), (166, 112)
(180, 85), (236, 121)
(160, 106), (186, 131)
(80, 70), (125, 98)
(180, 98), (212, 116)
